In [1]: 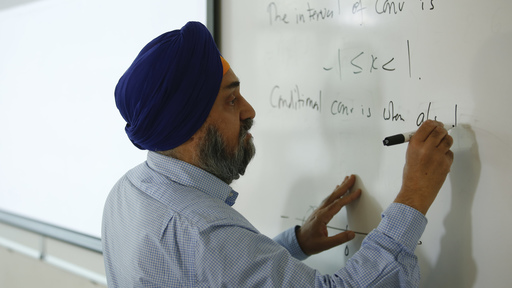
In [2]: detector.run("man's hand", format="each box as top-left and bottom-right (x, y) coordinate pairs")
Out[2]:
(394, 120), (454, 215)
(296, 175), (362, 256)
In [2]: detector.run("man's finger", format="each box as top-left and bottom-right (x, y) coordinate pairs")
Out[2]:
(438, 134), (453, 151)
(321, 189), (362, 221)
(413, 120), (443, 143)
(425, 125), (448, 147)
(321, 175), (356, 208)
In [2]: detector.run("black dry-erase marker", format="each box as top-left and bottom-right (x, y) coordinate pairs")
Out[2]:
(383, 124), (454, 146)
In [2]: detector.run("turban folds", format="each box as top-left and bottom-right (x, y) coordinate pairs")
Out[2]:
(115, 22), (226, 151)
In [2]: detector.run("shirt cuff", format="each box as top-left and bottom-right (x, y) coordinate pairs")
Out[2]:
(378, 203), (428, 252)
(273, 226), (309, 261)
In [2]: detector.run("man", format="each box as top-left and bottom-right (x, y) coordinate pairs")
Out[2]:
(102, 22), (453, 287)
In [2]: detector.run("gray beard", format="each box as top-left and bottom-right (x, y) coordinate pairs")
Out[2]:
(196, 119), (255, 184)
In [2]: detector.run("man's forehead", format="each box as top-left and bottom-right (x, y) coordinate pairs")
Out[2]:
(221, 70), (240, 90)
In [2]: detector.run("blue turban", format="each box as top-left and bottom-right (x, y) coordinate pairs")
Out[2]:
(115, 22), (224, 151)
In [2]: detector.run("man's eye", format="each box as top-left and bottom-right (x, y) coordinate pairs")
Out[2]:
(229, 97), (236, 105)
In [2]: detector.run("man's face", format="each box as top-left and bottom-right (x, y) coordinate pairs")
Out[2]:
(195, 69), (256, 184)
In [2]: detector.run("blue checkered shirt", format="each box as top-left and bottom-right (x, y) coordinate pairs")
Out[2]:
(102, 151), (427, 287)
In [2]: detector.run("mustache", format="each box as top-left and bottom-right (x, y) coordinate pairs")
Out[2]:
(239, 118), (253, 139)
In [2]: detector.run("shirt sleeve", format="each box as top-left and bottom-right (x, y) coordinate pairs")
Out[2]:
(194, 202), (427, 287)
(272, 225), (309, 261)
(317, 202), (428, 287)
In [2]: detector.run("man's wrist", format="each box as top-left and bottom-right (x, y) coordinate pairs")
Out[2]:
(394, 187), (432, 215)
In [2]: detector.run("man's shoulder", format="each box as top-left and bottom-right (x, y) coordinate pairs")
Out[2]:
(120, 165), (255, 231)
(166, 184), (255, 233)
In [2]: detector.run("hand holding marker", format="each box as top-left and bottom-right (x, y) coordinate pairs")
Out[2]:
(383, 124), (455, 146)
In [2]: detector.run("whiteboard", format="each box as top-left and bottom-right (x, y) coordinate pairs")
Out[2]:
(220, 0), (512, 287)
(0, 0), (208, 237)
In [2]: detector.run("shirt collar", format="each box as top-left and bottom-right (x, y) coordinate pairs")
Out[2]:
(146, 151), (239, 206)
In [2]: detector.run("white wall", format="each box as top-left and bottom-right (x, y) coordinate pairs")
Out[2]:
(0, 0), (207, 238)
(0, 222), (106, 287)
(0, 0), (208, 286)
(0, 249), (105, 288)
